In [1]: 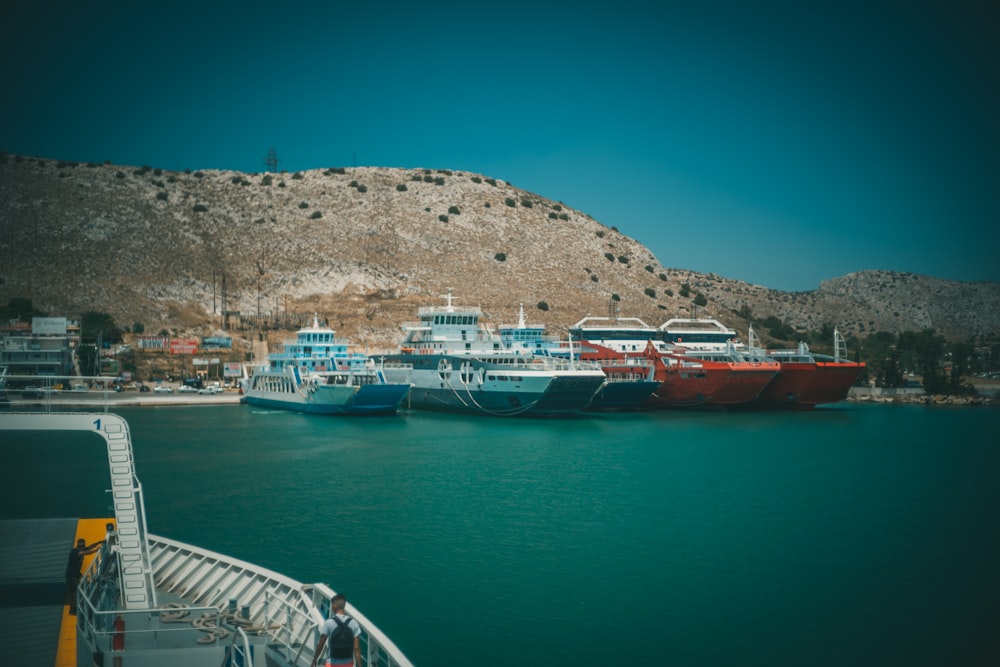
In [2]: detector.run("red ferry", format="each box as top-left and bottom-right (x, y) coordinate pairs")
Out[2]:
(658, 318), (864, 409)
(763, 332), (865, 408)
(640, 343), (779, 409)
(565, 314), (777, 409)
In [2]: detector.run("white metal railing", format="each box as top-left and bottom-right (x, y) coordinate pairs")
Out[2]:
(305, 584), (415, 667)
(2, 373), (123, 412)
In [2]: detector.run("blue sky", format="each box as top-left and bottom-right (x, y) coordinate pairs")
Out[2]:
(2, 1), (997, 291)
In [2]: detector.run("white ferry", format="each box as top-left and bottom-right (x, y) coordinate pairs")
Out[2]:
(380, 293), (606, 416)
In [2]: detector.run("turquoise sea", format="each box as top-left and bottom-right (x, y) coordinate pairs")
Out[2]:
(3, 403), (999, 666)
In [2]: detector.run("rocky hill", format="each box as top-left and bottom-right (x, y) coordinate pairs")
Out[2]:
(2, 153), (997, 349)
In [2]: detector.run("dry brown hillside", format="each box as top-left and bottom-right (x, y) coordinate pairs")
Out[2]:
(2, 153), (997, 349)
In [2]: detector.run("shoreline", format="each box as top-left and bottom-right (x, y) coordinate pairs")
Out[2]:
(3, 390), (996, 410)
(1, 391), (243, 408)
(846, 388), (998, 407)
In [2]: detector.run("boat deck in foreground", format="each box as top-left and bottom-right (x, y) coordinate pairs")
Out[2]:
(0, 412), (413, 667)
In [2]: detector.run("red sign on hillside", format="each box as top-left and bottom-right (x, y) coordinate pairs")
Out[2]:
(169, 338), (199, 355)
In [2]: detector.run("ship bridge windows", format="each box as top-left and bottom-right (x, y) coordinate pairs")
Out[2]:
(433, 314), (477, 325)
(662, 333), (733, 344)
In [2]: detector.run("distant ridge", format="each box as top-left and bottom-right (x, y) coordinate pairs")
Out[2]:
(1, 153), (997, 344)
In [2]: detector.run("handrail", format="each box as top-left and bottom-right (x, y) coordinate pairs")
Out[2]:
(305, 584), (415, 667)
(229, 627), (253, 667)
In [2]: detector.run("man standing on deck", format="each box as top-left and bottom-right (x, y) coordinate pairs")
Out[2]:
(65, 537), (103, 614)
(311, 593), (362, 667)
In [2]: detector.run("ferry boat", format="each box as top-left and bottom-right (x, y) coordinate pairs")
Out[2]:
(380, 293), (606, 416)
(568, 315), (778, 409)
(659, 318), (863, 409)
(655, 317), (781, 407)
(496, 307), (660, 411)
(0, 411), (413, 667)
(757, 328), (866, 409)
(243, 316), (410, 415)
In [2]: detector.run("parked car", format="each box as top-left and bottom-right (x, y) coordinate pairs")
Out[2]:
(153, 385), (173, 393)
(198, 386), (224, 395)
(177, 385), (198, 393)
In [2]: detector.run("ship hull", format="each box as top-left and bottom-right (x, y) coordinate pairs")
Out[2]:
(383, 354), (605, 416)
(587, 380), (661, 411)
(707, 364), (780, 406)
(243, 369), (410, 415)
(575, 344), (666, 411)
(791, 362), (865, 408)
(742, 362), (816, 409)
(642, 352), (778, 410)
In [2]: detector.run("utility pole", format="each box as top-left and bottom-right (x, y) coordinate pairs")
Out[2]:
(263, 148), (279, 173)
(256, 256), (265, 324)
(221, 274), (227, 331)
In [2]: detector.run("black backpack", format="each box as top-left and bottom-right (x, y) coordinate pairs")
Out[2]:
(329, 615), (354, 660)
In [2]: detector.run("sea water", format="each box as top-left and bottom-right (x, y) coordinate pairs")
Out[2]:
(2, 404), (999, 666)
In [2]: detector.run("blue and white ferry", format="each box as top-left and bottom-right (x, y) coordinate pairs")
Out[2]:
(380, 293), (606, 416)
(243, 315), (410, 415)
(497, 306), (660, 411)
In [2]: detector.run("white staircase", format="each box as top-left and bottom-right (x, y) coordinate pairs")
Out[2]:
(0, 413), (157, 609)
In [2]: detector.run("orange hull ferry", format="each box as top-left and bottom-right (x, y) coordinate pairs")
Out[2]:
(641, 345), (779, 409)
(569, 313), (861, 410)
(755, 332), (866, 409)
